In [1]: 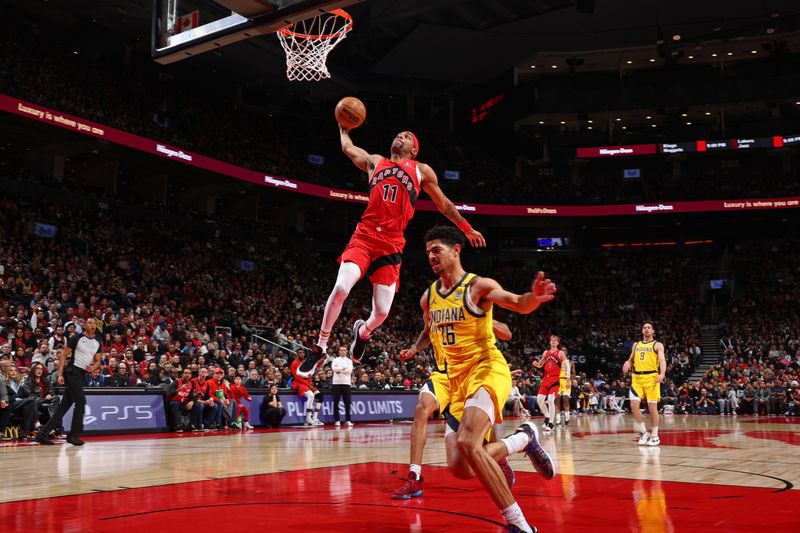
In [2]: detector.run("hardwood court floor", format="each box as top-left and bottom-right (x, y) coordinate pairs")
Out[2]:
(1, 414), (799, 532)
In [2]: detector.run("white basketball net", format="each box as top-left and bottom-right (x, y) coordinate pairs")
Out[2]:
(277, 9), (353, 81)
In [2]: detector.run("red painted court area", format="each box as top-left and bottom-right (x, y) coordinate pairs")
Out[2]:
(3, 462), (798, 532)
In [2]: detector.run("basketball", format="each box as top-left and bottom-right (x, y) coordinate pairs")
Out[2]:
(335, 96), (366, 129)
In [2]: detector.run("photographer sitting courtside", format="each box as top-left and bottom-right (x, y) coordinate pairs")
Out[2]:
(261, 384), (286, 428)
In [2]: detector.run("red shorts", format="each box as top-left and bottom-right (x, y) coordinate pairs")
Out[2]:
(339, 225), (404, 290)
(294, 383), (317, 398)
(538, 375), (560, 396)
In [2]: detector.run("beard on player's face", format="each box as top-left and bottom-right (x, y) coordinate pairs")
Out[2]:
(391, 139), (405, 155)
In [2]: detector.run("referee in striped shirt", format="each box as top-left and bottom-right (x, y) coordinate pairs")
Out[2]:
(36, 318), (102, 446)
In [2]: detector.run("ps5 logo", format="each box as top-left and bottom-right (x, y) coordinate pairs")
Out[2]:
(83, 405), (97, 425)
(83, 405), (153, 425)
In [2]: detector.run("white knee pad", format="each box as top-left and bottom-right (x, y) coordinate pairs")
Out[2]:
(369, 283), (396, 325)
(332, 263), (361, 301)
(465, 387), (496, 425)
(331, 284), (351, 303)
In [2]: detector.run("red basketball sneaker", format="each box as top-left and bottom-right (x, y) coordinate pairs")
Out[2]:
(391, 472), (423, 500)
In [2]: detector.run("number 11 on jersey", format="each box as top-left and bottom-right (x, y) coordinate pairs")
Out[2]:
(382, 183), (398, 202)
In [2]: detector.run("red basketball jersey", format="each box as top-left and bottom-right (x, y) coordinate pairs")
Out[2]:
(543, 349), (562, 377)
(290, 358), (312, 389)
(359, 158), (421, 239)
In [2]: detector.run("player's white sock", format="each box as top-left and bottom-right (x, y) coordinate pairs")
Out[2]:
(409, 464), (422, 479)
(317, 330), (330, 350)
(564, 409), (570, 422)
(650, 426), (659, 437)
(501, 502), (533, 533)
(637, 421), (647, 433)
(503, 431), (530, 455)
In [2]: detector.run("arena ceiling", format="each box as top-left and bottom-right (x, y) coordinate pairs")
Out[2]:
(9, 0), (800, 93)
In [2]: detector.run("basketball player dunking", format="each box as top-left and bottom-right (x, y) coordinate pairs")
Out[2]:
(622, 322), (666, 446)
(297, 127), (485, 376)
(419, 225), (556, 533)
(532, 335), (565, 432)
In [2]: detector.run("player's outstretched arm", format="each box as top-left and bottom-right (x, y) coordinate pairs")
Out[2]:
(399, 327), (431, 362)
(492, 320), (512, 341)
(472, 271), (556, 315)
(340, 126), (380, 173)
(418, 163), (485, 247)
(399, 290), (432, 362)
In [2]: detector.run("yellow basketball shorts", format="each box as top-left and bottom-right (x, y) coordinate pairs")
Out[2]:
(630, 374), (661, 403)
(421, 371), (451, 415)
(447, 351), (512, 430)
(558, 377), (571, 395)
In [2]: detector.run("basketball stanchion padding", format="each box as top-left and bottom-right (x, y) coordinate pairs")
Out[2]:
(276, 9), (353, 81)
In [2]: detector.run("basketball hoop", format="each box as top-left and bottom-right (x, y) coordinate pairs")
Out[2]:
(277, 9), (353, 81)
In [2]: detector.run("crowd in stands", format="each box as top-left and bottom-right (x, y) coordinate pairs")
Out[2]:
(516, 152), (799, 206)
(2, 9), (798, 207)
(5, 178), (775, 441)
(1, 186), (797, 441)
(672, 241), (800, 416)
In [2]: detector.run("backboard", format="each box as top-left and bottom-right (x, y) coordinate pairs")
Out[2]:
(152, 0), (362, 64)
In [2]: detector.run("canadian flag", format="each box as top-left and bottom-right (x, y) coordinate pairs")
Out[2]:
(175, 11), (199, 34)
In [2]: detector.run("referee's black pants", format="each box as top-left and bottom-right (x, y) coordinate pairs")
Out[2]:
(40, 366), (87, 436)
(332, 384), (352, 422)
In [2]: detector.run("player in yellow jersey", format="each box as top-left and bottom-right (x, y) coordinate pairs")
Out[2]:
(419, 225), (557, 533)
(391, 320), (513, 500)
(555, 347), (575, 426)
(622, 322), (666, 446)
